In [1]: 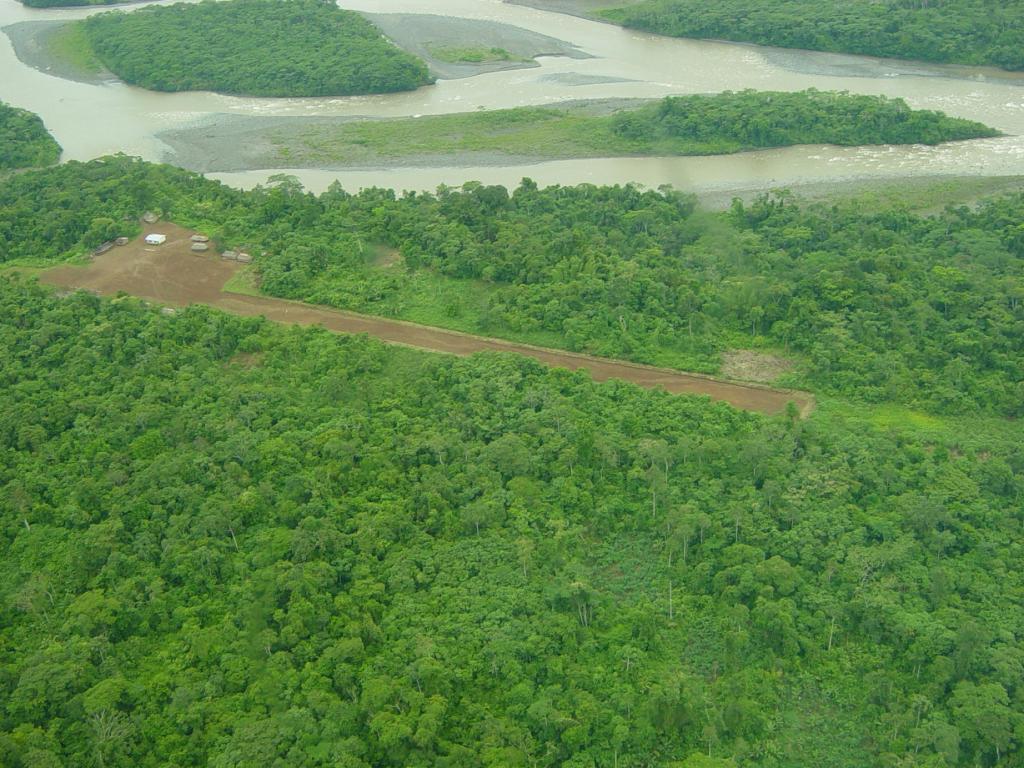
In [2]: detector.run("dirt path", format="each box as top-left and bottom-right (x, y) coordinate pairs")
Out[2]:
(41, 226), (814, 416)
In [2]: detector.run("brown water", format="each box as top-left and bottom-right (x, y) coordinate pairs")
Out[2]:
(1, 0), (1023, 192)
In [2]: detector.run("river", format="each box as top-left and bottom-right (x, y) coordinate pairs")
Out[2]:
(2, 0), (1023, 194)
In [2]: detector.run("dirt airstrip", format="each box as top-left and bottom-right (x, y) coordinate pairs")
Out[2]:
(41, 226), (814, 417)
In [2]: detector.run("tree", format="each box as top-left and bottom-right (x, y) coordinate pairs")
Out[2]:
(949, 682), (1018, 763)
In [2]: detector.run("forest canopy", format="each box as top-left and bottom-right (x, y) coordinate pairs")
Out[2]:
(0, 101), (61, 170)
(80, 0), (433, 97)
(603, 0), (1024, 71)
(1, 274), (1022, 767)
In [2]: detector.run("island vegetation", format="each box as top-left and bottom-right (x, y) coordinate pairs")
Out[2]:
(240, 90), (998, 169)
(1, 156), (1022, 419)
(0, 101), (61, 171)
(79, 0), (432, 97)
(602, 0), (1024, 71)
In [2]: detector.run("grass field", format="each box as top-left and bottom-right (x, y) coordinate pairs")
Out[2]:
(426, 45), (522, 63)
(46, 23), (105, 77)
(274, 107), (631, 166)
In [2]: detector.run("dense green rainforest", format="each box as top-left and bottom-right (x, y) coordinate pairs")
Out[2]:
(1, 157), (1021, 416)
(0, 101), (61, 170)
(604, 0), (1024, 71)
(255, 90), (998, 167)
(611, 90), (997, 148)
(79, 0), (432, 97)
(2, 270), (1023, 767)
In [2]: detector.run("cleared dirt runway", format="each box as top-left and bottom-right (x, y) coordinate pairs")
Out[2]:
(42, 226), (814, 416)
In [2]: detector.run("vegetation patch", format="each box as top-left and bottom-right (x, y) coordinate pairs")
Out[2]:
(0, 101), (61, 170)
(369, 244), (403, 269)
(426, 44), (521, 63)
(222, 265), (261, 297)
(602, 0), (1024, 70)
(226, 349), (264, 368)
(720, 349), (794, 383)
(80, 0), (433, 97)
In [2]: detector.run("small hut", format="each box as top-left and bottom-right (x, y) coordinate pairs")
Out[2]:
(191, 234), (210, 243)
(142, 211), (159, 224)
(222, 250), (238, 261)
(191, 242), (209, 253)
(115, 237), (130, 246)
(144, 234), (167, 246)
(236, 252), (252, 264)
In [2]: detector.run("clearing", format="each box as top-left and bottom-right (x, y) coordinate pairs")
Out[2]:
(40, 227), (814, 416)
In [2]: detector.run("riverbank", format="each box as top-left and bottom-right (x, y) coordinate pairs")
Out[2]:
(507, 0), (1024, 84)
(3, 20), (113, 85)
(159, 100), (648, 172)
(700, 174), (1024, 212)
(364, 13), (590, 80)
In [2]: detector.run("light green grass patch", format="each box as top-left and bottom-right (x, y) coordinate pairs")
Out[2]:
(426, 45), (522, 64)
(282, 106), (706, 166)
(811, 397), (1022, 455)
(47, 23), (105, 76)
(222, 265), (261, 296)
(0, 264), (48, 278)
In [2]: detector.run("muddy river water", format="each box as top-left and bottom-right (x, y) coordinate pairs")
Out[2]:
(2, 0), (1024, 193)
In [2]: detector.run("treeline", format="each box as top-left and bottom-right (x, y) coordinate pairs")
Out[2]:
(611, 90), (999, 149)
(81, 0), (433, 97)
(1, 276), (1022, 766)
(0, 157), (1022, 415)
(603, 0), (1024, 71)
(0, 101), (61, 170)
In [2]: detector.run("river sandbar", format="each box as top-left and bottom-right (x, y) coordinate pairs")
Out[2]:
(3, 20), (114, 85)
(364, 13), (590, 80)
(158, 99), (652, 172)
